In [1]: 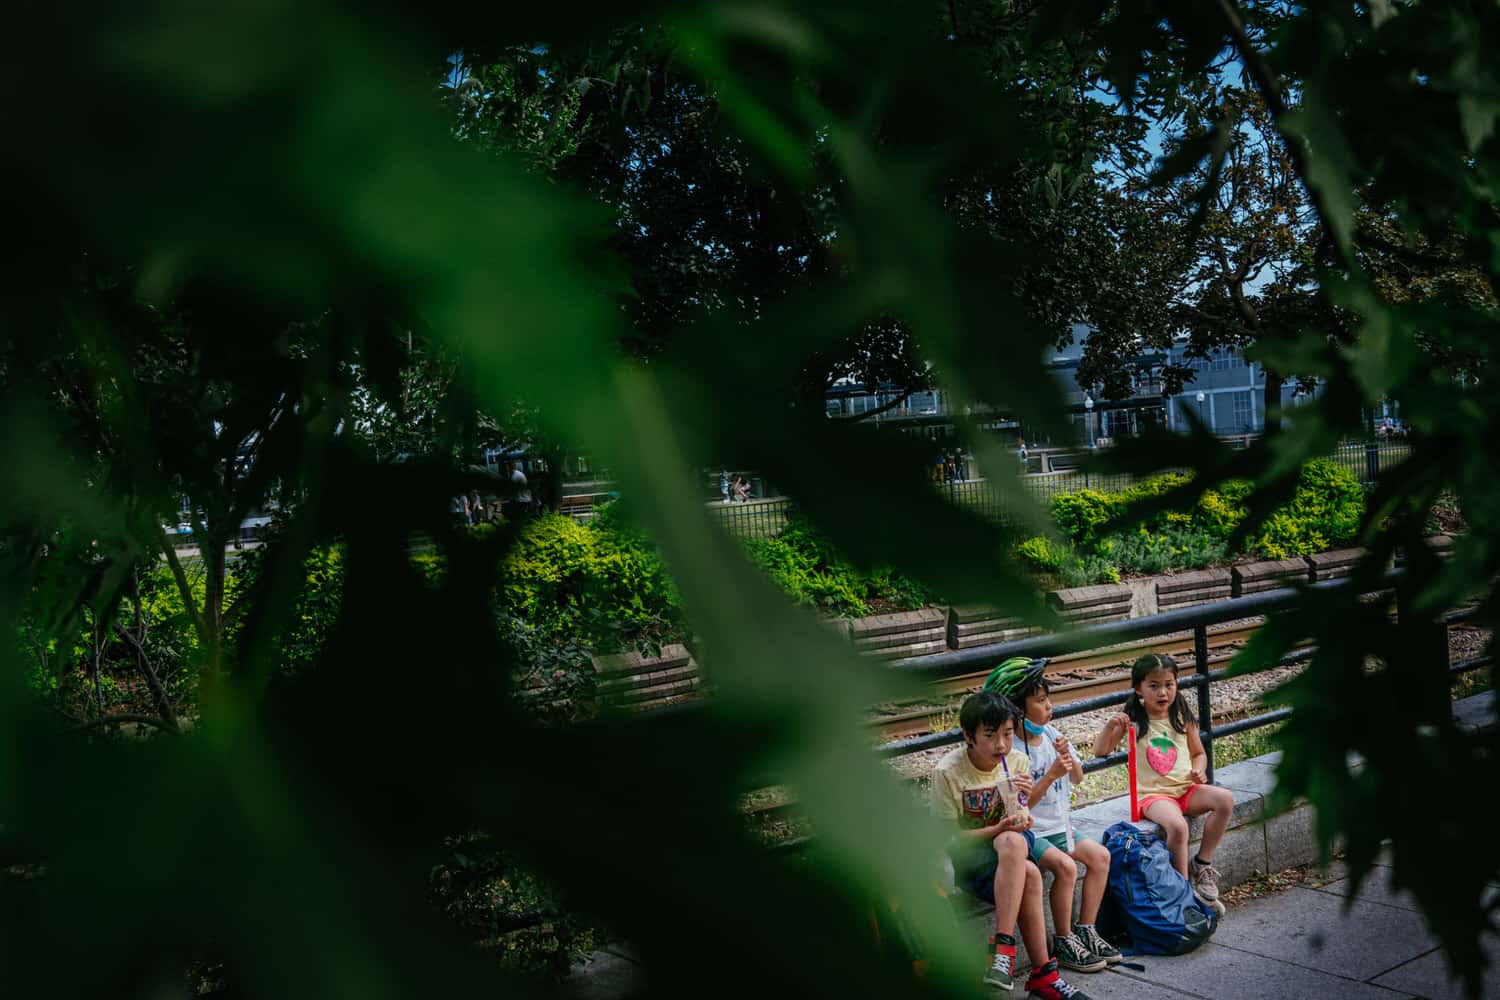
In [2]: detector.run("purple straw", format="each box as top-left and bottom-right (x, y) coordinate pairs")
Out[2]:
(1001, 753), (1028, 807)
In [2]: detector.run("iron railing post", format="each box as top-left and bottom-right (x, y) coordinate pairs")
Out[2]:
(1365, 441), (1379, 483)
(1194, 623), (1213, 783)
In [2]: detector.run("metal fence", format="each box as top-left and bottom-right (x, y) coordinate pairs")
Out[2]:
(879, 573), (1489, 784)
(709, 439), (1416, 542)
(712, 499), (794, 541)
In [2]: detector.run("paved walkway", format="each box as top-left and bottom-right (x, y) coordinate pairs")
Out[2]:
(1039, 855), (1498, 1000)
(564, 854), (1500, 1000)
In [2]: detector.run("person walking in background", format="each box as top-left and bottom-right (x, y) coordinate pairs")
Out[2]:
(957, 448), (970, 482)
(506, 461), (532, 522)
(720, 468), (731, 504)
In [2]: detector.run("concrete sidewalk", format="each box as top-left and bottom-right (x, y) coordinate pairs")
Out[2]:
(562, 847), (1500, 1000)
(1075, 853), (1500, 1000)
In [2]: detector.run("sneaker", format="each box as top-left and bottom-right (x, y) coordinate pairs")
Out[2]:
(1025, 958), (1091, 999)
(983, 948), (1017, 992)
(1073, 925), (1122, 966)
(1190, 858), (1223, 903)
(1052, 933), (1107, 973)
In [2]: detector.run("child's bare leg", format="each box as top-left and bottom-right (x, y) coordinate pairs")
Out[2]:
(1017, 861), (1049, 971)
(1037, 847), (1076, 937)
(1185, 785), (1235, 862)
(1071, 839), (1111, 926)
(1143, 798), (1190, 877)
(990, 831), (1029, 938)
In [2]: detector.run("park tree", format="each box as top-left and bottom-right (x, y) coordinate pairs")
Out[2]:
(0, 2), (1498, 999)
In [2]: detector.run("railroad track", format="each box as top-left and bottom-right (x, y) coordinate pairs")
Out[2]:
(866, 620), (1267, 743)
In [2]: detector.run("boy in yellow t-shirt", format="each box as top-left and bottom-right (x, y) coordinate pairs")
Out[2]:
(929, 691), (1092, 998)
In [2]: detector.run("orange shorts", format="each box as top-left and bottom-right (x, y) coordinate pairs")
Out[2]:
(1138, 784), (1200, 816)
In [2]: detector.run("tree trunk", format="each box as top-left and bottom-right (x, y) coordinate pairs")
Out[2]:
(1262, 366), (1283, 438)
(543, 443), (565, 514)
(118, 574), (180, 733)
(203, 532), (227, 675)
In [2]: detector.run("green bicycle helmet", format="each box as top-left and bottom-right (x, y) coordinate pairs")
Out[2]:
(981, 656), (1049, 703)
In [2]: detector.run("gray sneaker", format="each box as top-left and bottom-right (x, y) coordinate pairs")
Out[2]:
(1190, 858), (1223, 903)
(1074, 925), (1122, 966)
(1052, 932), (1107, 973)
(984, 947), (1018, 991)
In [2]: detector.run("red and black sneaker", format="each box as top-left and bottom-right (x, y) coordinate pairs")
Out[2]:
(984, 933), (1019, 992)
(1025, 958), (1092, 999)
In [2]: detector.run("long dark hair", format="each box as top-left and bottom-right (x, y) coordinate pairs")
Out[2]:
(1123, 653), (1196, 737)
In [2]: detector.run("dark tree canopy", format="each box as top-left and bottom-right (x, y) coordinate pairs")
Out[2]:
(1, 0), (1498, 997)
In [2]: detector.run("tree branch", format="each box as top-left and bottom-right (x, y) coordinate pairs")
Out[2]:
(1215, 0), (1348, 261)
(113, 620), (181, 733)
(158, 526), (211, 645)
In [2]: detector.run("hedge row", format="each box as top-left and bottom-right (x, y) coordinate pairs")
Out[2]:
(1018, 458), (1365, 585)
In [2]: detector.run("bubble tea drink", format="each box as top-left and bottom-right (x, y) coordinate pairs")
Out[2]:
(985, 755), (1030, 827)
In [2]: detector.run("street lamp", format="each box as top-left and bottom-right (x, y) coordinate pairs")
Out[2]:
(1084, 394), (1095, 449)
(1195, 391), (1207, 431)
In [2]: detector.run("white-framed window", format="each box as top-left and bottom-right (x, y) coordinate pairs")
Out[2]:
(1231, 390), (1253, 430)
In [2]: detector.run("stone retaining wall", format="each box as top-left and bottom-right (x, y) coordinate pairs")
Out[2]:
(1304, 547), (1365, 582)
(591, 643), (701, 710)
(1156, 568), (1233, 611)
(947, 604), (1040, 649)
(1231, 557), (1311, 597)
(847, 607), (948, 661)
(1048, 583), (1133, 626)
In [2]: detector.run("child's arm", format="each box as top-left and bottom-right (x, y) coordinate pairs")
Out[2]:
(1186, 723), (1209, 784)
(1060, 737), (1084, 785)
(1027, 745), (1071, 805)
(1092, 712), (1130, 757)
(949, 812), (1031, 852)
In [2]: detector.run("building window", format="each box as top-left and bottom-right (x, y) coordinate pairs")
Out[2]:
(1231, 390), (1253, 430)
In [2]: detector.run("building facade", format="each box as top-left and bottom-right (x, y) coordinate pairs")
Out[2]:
(824, 328), (1321, 444)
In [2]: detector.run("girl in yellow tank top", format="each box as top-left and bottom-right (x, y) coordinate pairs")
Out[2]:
(1091, 654), (1237, 916)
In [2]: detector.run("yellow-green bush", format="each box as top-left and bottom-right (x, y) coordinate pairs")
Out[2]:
(1245, 459), (1363, 558)
(745, 516), (932, 617)
(498, 508), (683, 643)
(1038, 460), (1364, 578)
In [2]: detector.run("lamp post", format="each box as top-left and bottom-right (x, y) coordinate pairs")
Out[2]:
(1195, 391), (1207, 432)
(1084, 394), (1095, 450)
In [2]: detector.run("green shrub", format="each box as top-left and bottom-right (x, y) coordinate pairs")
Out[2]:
(1194, 479), (1253, 538)
(496, 507), (684, 650)
(1015, 535), (1069, 573)
(744, 535), (870, 616)
(746, 516), (932, 617)
(1051, 472), (1195, 552)
(1033, 460), (1363, 582)
(1050, 490), (1125, 549)
(1247, 459), (1363, 558)
(1103, 525), (1229, 577)
(500, 513), (597, 619)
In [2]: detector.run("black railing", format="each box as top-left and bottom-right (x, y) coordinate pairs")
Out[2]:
(876, 572), (1483, 782)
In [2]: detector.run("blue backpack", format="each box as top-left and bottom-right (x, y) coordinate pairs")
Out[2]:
(1099, 821), (1217, 955)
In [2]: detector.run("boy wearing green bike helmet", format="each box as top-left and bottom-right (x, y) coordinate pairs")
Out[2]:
(985, 658), (1122, 973)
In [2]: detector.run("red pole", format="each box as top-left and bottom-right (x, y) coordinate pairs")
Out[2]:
(1128, 723), (1140, 822)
